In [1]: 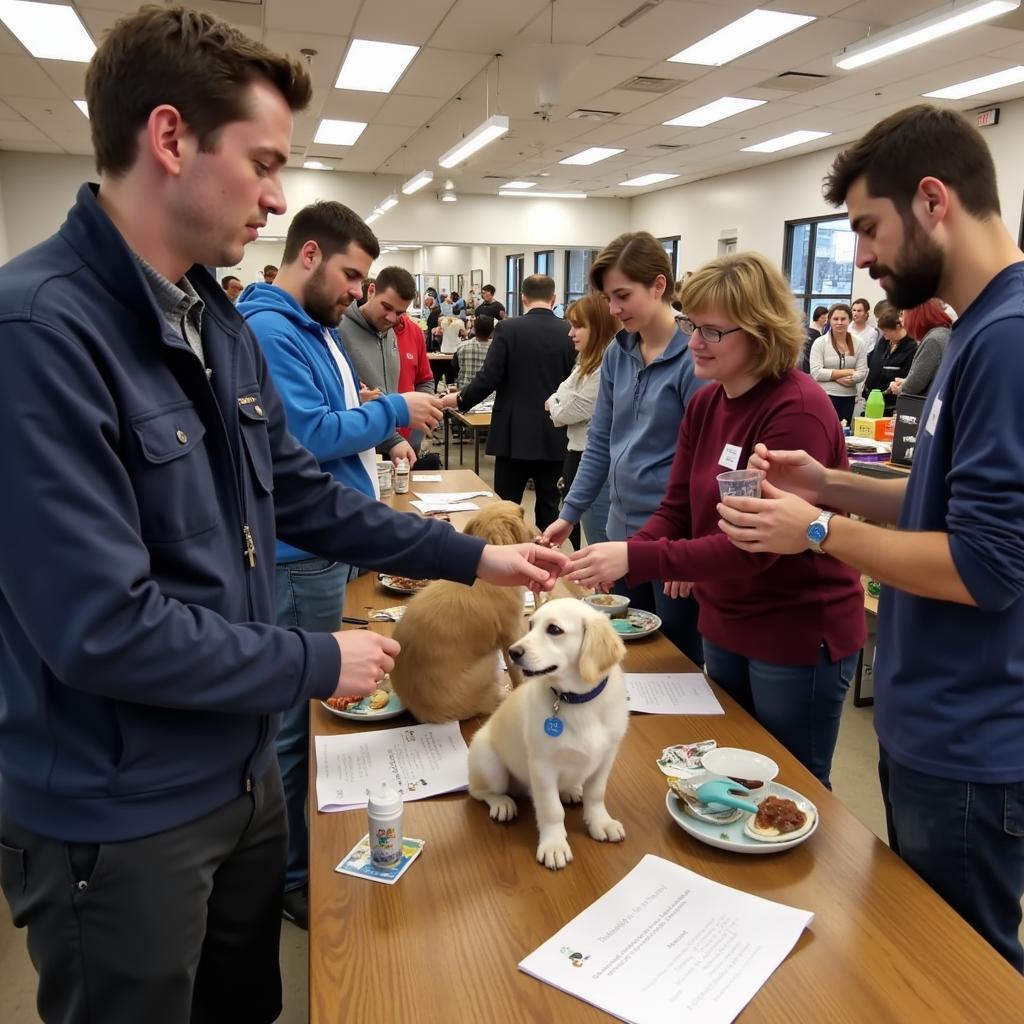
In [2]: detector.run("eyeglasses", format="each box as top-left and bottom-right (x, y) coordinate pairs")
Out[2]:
(680, 316), (744, 344)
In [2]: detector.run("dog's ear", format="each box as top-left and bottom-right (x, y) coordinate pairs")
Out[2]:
(578, 615), (626, 685)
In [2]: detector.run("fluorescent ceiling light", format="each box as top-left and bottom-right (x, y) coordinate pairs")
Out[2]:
(366, 212), (381, 224)
(741, 129), (831, 153)
(438, 114), (509, 168)
(668, 9), (815, 67)
(313, 119), (367, 146)
(619, 172), (679, 187)
(925, 64), (1024, 98)
(0, 0), (95, 62)
(502, 180), (537, 189)
(303, 160), (331, 170)
(835, 0), (1019, 70)
(335, 38), (419, 93)
(441, 192), (458, 202)
(559, 146), (623, 165)
(663, 96), (766, 127)
(74, 99), (88, 118)
(378, 193), (399, 212)
(498, 190), (587, 198)
(401, 169), (433, 194)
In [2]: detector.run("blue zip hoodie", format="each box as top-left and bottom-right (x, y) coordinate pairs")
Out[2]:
(237, 283), (410, 563)
(561, 327), (705, 539)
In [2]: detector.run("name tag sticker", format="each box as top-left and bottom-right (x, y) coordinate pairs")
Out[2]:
(719, 444), (742, 470)
(925, 395), (942, 436)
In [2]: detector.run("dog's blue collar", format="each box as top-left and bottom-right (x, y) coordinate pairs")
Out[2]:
(551, 678), (608, 705)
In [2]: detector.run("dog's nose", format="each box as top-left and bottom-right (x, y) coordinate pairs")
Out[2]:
(508, 645), (524, 663)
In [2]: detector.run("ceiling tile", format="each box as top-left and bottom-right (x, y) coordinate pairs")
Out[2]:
(264, 0), (361, 35)
(352, 0), (454, 46)
(394, 48), (491, 100)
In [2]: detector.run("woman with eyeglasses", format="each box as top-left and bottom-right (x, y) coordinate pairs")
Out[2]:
(809, 302), (868, 425)
(539, 231), (706, 666)
(567, 253), (864, 788)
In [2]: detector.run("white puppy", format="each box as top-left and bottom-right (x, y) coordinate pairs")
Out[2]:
(467, 598), (629, 870)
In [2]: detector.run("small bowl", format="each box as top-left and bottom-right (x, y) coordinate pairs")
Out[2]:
(700, 747), (779, 798)
(582, 593), (631, 619)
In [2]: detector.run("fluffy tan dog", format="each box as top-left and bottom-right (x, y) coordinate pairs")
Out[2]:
(389, 501), (537, 723)
(467, 598), (629, 870)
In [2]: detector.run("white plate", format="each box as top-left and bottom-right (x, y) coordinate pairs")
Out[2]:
(610, 609), (661, 641)
(665, 782), (818, 854)
(320, 691), (406, 722)
(377, 573), (431, 596)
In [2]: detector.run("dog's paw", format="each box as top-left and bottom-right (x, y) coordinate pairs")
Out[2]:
(587, 817), (626, 843)
(487, 795), (518, 823)
(536, 837), (574, 870)
(559, 786), (584, 805)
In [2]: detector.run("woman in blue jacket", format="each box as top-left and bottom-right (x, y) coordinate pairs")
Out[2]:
(540, 232), (706, 665)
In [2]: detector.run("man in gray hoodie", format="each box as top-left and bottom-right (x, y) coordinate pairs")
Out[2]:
(339, 265), (423, 466)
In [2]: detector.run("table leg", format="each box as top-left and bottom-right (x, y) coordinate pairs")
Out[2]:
(474, 428), (481, 475)
(444, 410), (450, 469)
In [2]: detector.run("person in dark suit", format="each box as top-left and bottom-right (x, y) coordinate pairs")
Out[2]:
(442, 274), (575, 530)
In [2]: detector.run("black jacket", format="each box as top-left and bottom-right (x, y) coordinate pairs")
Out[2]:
(863, 335), (917, 414)
(458, 307), (575, 462)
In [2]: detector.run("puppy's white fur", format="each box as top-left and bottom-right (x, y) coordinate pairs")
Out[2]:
(468, 598), (628, 870)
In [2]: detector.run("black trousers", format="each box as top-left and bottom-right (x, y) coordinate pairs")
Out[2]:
(493, 456), (563, 532)
(0, 767), (287, 1024)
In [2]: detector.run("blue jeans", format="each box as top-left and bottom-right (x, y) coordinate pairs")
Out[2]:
(702, 639), (855, 789)
(275, 558), (350, 893)
(613, 579), (702, 667)
(580, 478), (611, 546)
(879, 747), (1024, 971)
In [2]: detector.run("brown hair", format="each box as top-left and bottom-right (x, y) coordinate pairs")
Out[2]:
(589, 232), (673, 300)
(877, 308), (903, 330)
(679, 252), (804, 379)
(374, 266), (416, 302)
(823, 104), (1000, 218)
(566, 293), (620, 378)
(902, 298), (951, 340)
(521, 274), (556, 302)
(85, 6), (312, 176)
(282, 201), (380, 264)
(852, 297), (870, 314)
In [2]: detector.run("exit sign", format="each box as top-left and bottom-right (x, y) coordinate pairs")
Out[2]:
(976, 107), (1000, 127)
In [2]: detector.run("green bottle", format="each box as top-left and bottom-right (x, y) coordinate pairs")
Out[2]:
(865, 389), (885, 419)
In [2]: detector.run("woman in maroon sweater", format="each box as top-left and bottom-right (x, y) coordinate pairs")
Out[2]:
(568, 252), (864, 787)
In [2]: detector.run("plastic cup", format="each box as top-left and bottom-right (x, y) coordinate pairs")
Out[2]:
(717, 469), (763, 500)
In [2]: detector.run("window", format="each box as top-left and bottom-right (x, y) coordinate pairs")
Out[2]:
(534, 249), (554, 276)
(505, 254), (524, 317)
(658, 236), (680, 277)
(564, 248), (599, 304)
(784, 215), (856, 318)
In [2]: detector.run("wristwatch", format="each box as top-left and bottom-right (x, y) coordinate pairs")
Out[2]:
(806, 511), (835, 554)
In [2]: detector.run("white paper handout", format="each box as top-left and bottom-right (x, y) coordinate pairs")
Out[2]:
(408, 500), (481, 514)
(315, 721), (469, 813)
(519, 854), (813, 1024)
(412, 491), (492, 501)
(411, 474), (443, 482)
(625, 673), (724, 715)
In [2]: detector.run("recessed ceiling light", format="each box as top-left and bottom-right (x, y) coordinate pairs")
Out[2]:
(668, 9), (815, 66)
(303, 160), (331, 170)
(559, 147), (624, 166)
(314, 119), (368, 146)
(924, 63), (1024, 99)
(74, 99), (88, 118)
(663, 96), (766, 127)
(502, 180), (537, 189)
(741, 129), (831, 153)
(0, 0), (95, 62)
(401, 169), (433, 194)
(441, 192), (458, 202)
(498, 190), (587, 198)
(438, 115), (510, 168)
(335, 39), (419, 93)
(619, 173), (679, 187)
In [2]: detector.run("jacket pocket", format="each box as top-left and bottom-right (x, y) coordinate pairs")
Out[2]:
(238, 393), (274, 495)
(129, 403), (218, 542)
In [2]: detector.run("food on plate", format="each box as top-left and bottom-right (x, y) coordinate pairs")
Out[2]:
(729, 776), (764, 790)
(367, 689), (390, 710)
(386, 575), (431, 592)
(588, 595), (619, 606)
(325, 694), (364, 711)
(748, 795), (807, 837)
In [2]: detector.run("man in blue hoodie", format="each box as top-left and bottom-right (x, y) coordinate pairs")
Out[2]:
(238, 201), (443, 928)
(0, 9), (567, 1022)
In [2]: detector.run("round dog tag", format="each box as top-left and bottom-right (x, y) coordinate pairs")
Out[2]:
(543, 716), (564, 738)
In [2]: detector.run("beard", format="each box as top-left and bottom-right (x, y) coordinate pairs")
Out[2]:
(303, 264), (347, 327)
(870, 213), (945, 310)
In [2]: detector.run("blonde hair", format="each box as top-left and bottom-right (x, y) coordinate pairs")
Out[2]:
(566, 293), (620, 378)
(679, 252), (804, 380)
(589, 231), (673, 300)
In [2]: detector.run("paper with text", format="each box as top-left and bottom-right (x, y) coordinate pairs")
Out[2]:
(408, 500), (481, 514)
(411, 474), (443, 482)
(625, 674), (724, 715)
(315, 721), (469, 813)
(413, 491), (493, 501)
(519, 854), (813, 1024)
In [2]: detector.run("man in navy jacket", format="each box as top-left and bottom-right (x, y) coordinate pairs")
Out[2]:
(0, 9), (565, 1022)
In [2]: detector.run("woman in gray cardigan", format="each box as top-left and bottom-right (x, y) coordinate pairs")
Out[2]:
(892, 299), (954, 398)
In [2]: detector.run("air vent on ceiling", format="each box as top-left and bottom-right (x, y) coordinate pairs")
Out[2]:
(765, 71), (832, 93)
(649, 143), (690, 151)
(568, 108), (619, 121)
(617, 76), (679, 94)
(481, 174), (507, 180)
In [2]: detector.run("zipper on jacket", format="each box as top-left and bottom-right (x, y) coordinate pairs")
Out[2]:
(242, 523), (257, 568)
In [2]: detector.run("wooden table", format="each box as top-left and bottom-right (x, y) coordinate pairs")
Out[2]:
(443, 408), (491, 474)
(308, 473), (1024, 1023)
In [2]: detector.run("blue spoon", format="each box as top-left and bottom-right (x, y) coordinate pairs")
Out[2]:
(694, 778), (759, 814)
